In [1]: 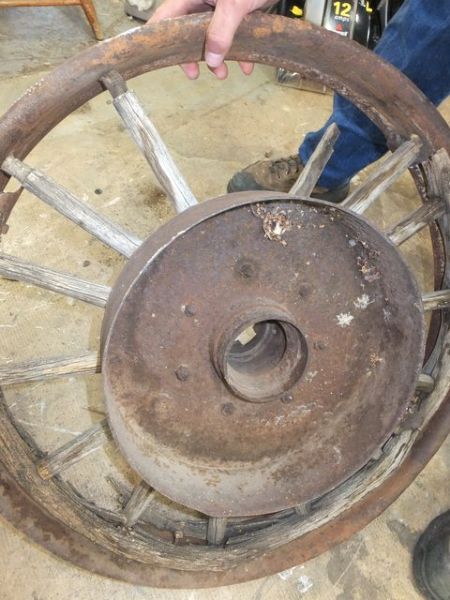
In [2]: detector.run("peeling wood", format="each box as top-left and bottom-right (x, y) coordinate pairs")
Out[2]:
(2, 156), (141, 257)
(0, 253), (110, 306)
(101, 71), (197, 214)
(0, 352), (100, 386)
(343, 136), (423, 214)
(290, 123), (340, 196)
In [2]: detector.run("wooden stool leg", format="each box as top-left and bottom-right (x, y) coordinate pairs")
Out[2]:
(80, 0), (103, 40)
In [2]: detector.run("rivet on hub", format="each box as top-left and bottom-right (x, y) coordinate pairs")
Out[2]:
(175, 366), (190, 381)
(280, 392), (294, 404)
(182, 304), (196, 317)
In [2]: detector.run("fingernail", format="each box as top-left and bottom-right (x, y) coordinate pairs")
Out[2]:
(205, 52), (223, 68)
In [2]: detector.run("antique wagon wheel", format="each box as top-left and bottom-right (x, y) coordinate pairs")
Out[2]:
(0, 13), (450, 589)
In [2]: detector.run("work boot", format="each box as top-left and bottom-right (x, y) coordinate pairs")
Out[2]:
(227, 155), (350, 203)
(413, 510), (450, 600)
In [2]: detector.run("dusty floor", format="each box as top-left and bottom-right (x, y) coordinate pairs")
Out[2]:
(0, 2), (450, 599)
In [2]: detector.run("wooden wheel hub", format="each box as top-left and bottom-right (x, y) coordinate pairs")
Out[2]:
(103, 192), (425, 517)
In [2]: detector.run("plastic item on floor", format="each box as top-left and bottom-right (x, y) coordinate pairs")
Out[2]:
(124, 0), (154, 22)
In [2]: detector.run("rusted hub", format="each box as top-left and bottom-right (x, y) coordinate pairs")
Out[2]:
(103, 192), (425, 517)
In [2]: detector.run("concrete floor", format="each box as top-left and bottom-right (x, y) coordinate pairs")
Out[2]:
(0, 2), (450, 599)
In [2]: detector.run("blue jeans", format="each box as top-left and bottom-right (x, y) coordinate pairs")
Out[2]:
(299, 0), (450, 189)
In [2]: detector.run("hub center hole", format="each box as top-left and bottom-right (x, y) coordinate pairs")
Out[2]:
(228, 321), (287, 375)
(222, 319), (307, 402)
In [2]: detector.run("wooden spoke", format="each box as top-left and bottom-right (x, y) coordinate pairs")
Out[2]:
(37, 420), (110, 480)
(387, 200), (444, 246)
(1, 156), (141, 257)
(421, 148), (450, 206)
(0, 352), (100, 386)
(422, 289), (450, 312)
(206, 517), (227, 546)
(417, 373), (435, 393)
(294, 501), (311, 516)
(101, 71), (198, 214)
(173, 530), (184, 544)
(342, 136), (423, 214)
(0, 253), (110, 307)
(290, 123), (340, 196)
(123, 480), (155, 526)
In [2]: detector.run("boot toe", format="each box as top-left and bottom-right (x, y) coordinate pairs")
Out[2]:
(227, 172), (266, 194)
(413, 510), (450, 600)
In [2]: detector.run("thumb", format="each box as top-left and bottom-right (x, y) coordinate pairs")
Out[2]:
(204, 1), (248, 68)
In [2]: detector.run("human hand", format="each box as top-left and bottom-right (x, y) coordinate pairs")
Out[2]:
(148, 0), (277, 80)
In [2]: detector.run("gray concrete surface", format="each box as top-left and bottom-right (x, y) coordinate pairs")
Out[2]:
(0, 1), (449, 598)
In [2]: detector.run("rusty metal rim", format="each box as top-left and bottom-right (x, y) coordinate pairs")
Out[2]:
(1, 14), (450, 188)
(0, 12), (449, 587)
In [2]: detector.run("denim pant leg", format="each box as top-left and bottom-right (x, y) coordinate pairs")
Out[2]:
(299, 0), (450, 189)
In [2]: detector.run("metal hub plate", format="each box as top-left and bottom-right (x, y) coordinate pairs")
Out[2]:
(103, 192), (425, 517)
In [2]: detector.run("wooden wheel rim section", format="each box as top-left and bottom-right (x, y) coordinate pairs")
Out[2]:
(0, 13), (450, 588)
